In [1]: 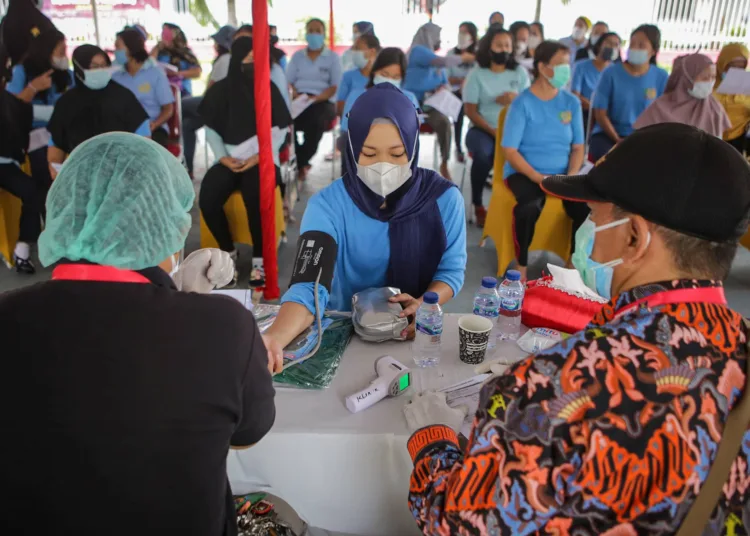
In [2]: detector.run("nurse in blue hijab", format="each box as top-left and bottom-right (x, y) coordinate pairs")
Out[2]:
(265, 83), (467, 348)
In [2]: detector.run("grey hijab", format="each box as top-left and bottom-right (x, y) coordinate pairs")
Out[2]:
(410, 22), (441, 51)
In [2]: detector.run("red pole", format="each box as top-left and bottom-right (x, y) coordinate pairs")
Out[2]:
(252, 0), (279, 300)
(329, 0), (335, 49)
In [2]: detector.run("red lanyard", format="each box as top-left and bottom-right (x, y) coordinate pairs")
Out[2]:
(52, 264), (151, 284)
(614, 287), (727, 319)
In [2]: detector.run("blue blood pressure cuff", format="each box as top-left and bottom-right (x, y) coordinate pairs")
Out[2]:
(289, 231), (337, 293)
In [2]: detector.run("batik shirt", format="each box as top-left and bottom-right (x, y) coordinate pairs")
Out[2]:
(408, 280), (750, 535)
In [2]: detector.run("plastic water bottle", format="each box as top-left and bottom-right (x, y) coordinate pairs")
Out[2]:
(413, 292), (443, 367)
(473, 277), (500, 350)
(498, 270), (524, 341)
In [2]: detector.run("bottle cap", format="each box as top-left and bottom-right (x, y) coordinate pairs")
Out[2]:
(481, 276), (498, 288)
(423, 292), (439, 304)
(505, 270), (521, 281)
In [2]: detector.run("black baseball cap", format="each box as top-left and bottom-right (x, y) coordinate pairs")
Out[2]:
(542, 123), (750, 243)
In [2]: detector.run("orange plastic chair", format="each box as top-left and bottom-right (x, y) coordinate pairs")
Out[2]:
(199, 186), (286, 249)
(481, 107), (573, 277)
(0, 158), (31, 268)
(740, 228), (750, 251)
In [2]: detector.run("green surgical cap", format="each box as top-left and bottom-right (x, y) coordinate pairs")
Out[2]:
(39, 132), (195, 270)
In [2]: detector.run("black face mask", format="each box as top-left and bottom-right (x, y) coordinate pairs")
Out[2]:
(600, 46), (616, 61)
(270, 35), (279, 46)
(241, 62), (254, 76)
(491, 51), (510, 65)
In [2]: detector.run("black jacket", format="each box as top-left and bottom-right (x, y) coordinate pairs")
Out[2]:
(0, 266), (275, 535)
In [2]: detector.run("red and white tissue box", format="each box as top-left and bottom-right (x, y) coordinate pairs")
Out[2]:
(522, 276), (607, 334)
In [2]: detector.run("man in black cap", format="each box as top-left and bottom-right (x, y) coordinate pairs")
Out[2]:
(404, 123), (750, 535)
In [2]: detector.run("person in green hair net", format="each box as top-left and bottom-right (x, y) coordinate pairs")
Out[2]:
(0, 132), (281, 535)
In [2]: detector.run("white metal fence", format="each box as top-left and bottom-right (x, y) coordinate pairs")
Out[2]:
(653, 0), (750, 51)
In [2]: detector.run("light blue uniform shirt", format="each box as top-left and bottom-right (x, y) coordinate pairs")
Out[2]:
(570, 59), (605, 101)
(502, 88), (584, 178)
(157, 54), (198, 95)
(446, 50), (474, 89)
(336, 69), (368, 106)
(404, 46), (449, 102)
(340, 86), (422, 132)
(591, 62), (669, 137)
(286, 48), (342, 99)
(559, 36), (587, 66)
(6, 65), (73, 129)
(112, 62), (175, 130)
(280, 179), (467, 314)
(270, 63), (291, 111)
(462, 65), (530, 129)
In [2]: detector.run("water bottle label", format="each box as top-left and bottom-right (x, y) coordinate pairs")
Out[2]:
(501, 298), (521, 311)
(473, 305), (500, 318)
(417, 322), (442, 343)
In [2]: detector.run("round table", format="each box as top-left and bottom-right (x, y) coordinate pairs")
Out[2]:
(227, 314), (529, 536)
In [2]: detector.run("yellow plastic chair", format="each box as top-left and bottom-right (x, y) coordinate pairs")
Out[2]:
(481, 107), (573, 277)
(200, 186), (286, 249)
(0, 159), (30, 268)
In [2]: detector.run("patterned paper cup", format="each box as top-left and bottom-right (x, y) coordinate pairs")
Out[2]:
(458, 315), (494, 365)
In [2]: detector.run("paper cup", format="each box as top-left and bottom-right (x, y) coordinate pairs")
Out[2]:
(458, 315), (494, 365)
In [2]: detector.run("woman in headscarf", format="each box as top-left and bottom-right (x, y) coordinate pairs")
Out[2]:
(112, 28), (175, 148)
(0, 0), (55, 66)
(0, 132), (281, 536)
(262, 84), (467, 352)
(6, 28), (71, 197)
(341, 21), (375, 72)
(714, 43), (750, 153)
(199, 36), (292, 289)
(403, 22), (475, 180)
(46, 44), (150, 179)
(152, 22), (202, 97)
(0, 43), (43, 274)
(635, 53), (730, 137)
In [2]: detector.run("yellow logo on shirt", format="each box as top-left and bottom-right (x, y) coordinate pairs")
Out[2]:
(726, 513), (742, 536)
(488, 394), (507, 418)
(138, 82), (152, 94)
(560, 111), (573, 124)
(645, 87), (657, 100)
(30, 27), (40, 37)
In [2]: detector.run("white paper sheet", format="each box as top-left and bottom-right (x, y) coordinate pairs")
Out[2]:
(230, 136), (259, 160)
(438, 374), (491, 437)
(716, 68), (750, 95)
(579, 160), (595, 175)
(547, 264), (607, 302)
(291, 95), (313, 119)
(211, 289), (254, 310)
(28, 128), (51, 153)
(157, 61), (179, 73)
(50, 163), (63, 173)
(424, 89), (463, 122)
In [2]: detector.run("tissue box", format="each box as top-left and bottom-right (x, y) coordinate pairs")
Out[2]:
(522, 276), (606, 334)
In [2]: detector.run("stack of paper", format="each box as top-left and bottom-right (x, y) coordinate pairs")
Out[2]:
(291, 95), (314, 119)
(424, 89), (463, 122)
(716, 68), (750, 95)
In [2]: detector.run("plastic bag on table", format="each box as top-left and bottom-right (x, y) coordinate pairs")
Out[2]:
(352, 287), (408, 342)
(273, 318), (354, 389)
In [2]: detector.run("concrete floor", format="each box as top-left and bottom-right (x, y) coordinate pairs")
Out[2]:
(3, 131), (750, 318)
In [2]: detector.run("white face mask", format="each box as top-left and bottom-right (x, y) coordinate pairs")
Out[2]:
(528, 35), (542, 50)
(457, 33), (473, 50)
(590, 34), (602, 46)
(515, 41), (528, 54)
(572, 27), (587, 40)
(350, 132), (418, 198)
(688, 80), (715, 99)
(52, 56), (69, 71)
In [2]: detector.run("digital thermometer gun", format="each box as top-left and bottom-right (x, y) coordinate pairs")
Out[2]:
(345, 356), (412, 413)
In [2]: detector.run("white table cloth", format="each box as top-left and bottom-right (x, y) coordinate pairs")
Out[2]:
(227, 314), (529, 536)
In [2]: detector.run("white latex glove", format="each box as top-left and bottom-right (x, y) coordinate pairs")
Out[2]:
(173, 249), (235, 293)
(403, 391), (468, 433)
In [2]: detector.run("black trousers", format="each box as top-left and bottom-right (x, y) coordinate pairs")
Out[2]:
(151, 128), (169, 148)
(589, 132), (617, 162)
(727, 135), (746, 155)
(200, 163), (281, 255)
(454, 89), (464, 155)
(181, 96), (204, 175)
(0, 163), (42, 244)
(506, 172), (590, 266)
(28, 146), (52, 220)
(294, 100), (335, 168)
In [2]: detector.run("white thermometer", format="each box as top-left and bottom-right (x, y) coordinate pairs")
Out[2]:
(345, 356), (412, 413)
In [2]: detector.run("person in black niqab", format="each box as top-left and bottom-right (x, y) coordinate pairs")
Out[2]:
(0, 0), (56, 66)
(198, 36), (292, 289)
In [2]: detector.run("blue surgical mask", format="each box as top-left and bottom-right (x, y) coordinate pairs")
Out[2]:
(306, 33), (325, 51)
(627, 48), (650, 66)
(373, 75), (401, 88)
(351, 50), (368, 69)
(572, 216), (631, 300)
(114, 49), (129, 66)
(76, 61), (116, 90)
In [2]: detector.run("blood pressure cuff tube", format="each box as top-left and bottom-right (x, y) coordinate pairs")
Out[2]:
(289, 231), (337, 293)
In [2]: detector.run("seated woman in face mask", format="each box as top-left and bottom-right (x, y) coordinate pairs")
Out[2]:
(713, 43), (750, 153)
(47, 45), (150, 179)
(263, 84), (467, 353)
(403, 22), (475, 180)
(199, 37), (292, 289)
(634, 53), (730, 138)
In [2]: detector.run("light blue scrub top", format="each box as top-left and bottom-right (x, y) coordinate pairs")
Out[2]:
(111, 62), (175, 130)
(591, 62), (669, 137)
(286, 48), (342, 99)
(502, 88), (584, 178)
(280, 179), (467, 314)
(6, 65), (74, 129)
(570, 59), (606, 101)
(462, 65), (530, 129)
(403, 46), (449, 102)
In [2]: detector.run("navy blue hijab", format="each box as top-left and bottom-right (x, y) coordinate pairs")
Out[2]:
(343, 83), (455, 298)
